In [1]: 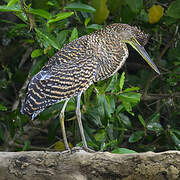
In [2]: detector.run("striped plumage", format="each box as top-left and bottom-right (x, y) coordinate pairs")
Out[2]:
(21, 23), (160, 151)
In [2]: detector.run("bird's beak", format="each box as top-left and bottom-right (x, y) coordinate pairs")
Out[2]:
(128, 38), (160, 74)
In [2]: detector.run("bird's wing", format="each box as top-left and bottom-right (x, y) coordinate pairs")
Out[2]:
(21, 58), (97, 119)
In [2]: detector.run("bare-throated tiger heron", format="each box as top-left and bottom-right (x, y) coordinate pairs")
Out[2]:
(21, 23), (160, 151)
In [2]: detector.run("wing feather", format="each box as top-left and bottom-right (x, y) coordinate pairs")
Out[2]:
(21, 58), (97, 119)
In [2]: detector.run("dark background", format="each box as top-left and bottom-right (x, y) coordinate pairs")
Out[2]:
(0, 0), (179, 153)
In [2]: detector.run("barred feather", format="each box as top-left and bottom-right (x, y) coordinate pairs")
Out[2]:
(21, 23), (149, 119)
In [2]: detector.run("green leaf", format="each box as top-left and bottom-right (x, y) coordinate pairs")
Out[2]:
(107, 123), (114, 140)
(86, 24), (102, 33)
(22, 140), (31, 151)
(138, 114), (146, 128)
(122, 101), (133, 115)
(31, 49), (43, 58)
(65, 100), (75, 112)
(29, 9), (51, 19)
(139, 9), (149, 23)
(0, 5), (22, 12)
(107, 0), (123, 14)
(163, 16), (177, 26)
(103, 95), (115, 117)
(146, 113), (162, 133)
(47, 12), (74, 24)
(39, 103), (63, 121)
(86, 107), (102, 127)
(56, 30), (69, 48)
(94, 129), (106, 142)
(147, 122), (163, 132)
(65, 2), (96, 13)
(112, 148), (137, 154)
(167, 0), (180, 19)
(69, 27), (78, 42)
(104, 95), (111, 118)
(171, 129), (180, 137)
(0, 104), (7, 111)
(108, 96), (115, 114)
(118, 92), (142, 103)
(104, 139), (118, 148)
(97, 94), (112, 118)
(9, 23), (27, 35)
(116, 104), (124, 114)
(119, 113), (132, 128)
(149, 112), (160, 123)
(106, 73), (118, 92)
(84, 17), (91, 26)
(129, 130), (144, 143)
(126, 0), (143, 13)
(84, 85), (94, 105)
(24, 39), (35, 44)
(7, 0), (19, 7)
(174, 61), (180, 66)
(170, 131), (180, 148)
(35, 28), (60, 50)
(119, 72), (125, 91)
(43, 47), (55, 57)
(47, 1), (55, 6)
(91, 0), (109, 24)
(123, 86), (139, 92)
(120, 5), (136, 23)
(15, 11), (27, 22)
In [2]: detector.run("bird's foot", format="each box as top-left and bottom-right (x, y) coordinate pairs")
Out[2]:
(71, 146), (95, 153)
(58, 148), (71, 155)
(71, 146), (83, 153)
(82, 146), (95, 153)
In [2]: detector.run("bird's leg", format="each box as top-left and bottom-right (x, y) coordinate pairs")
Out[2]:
(76, 93), (94, 152)
(59, 99), (70, 151)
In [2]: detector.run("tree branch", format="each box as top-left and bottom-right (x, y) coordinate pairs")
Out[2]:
(0, 150), (179, 180)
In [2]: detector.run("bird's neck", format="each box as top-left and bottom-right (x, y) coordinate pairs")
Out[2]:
(91, 35), (129, 82)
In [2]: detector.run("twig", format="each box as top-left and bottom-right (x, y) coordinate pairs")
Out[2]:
(8, 141), (58, 151)
(141, 92), (180, 101)
(18, 47), (33, 69)
(19, 0), (36, 30)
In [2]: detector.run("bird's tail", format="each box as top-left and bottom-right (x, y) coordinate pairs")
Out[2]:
(20, 70), (61, 120)
(20, 97), (44, 120)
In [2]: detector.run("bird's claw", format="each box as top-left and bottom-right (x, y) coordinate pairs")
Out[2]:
(82, 146), (95, 153)
(70, 146), (95, 153)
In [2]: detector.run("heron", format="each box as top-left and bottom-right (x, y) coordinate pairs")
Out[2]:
(21, 23), (160, 151)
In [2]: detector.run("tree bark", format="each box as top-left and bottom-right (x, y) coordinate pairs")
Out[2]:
(0, 150), (179, 180)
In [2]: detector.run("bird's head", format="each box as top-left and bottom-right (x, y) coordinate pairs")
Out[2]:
(108, 24), (160, 74)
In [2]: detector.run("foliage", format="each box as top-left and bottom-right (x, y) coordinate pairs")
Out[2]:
(149, 5), (164, 24)
(0, 0), (180, 153)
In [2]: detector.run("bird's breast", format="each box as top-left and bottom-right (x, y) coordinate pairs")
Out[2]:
(94, 43), (129, 82)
